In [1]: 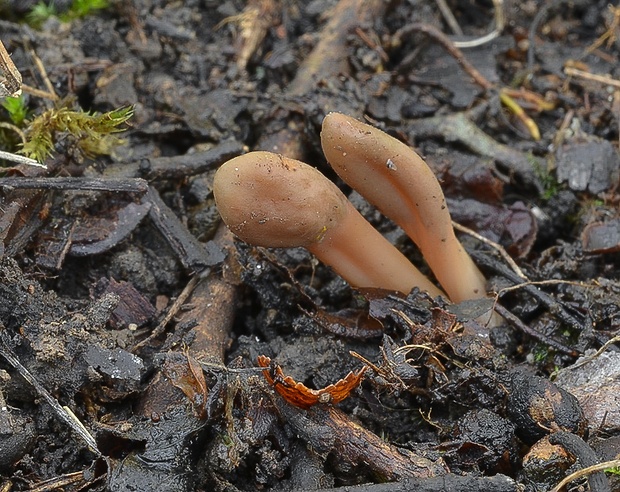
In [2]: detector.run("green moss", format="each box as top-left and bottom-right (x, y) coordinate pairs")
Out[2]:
(68, 0), (109, 18)
(532, 344), (552, 364)
(19, 98), (133, 163)
(27, 0), (109, 27)
(2, 94), (29, 126)
(26, 2), (58, 27)
(530, 158), (561, 200)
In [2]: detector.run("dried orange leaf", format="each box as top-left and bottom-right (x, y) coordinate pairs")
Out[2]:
(257, 355), (366, 409)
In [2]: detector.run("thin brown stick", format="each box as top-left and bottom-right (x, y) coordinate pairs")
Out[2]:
(132, 274), (201, 352)
(434, 0), (463, 35)
(493, 303), (579, 356)
(21, 82), (57, 100)
(550, 458), (620, 492)
(29, 47), (58, 101)
(564, 66), (620, 89)
(452, 220), (527, 280)
(391, 23), (494, 91)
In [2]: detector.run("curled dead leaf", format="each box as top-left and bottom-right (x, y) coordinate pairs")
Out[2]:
(257, 355), (366, 409)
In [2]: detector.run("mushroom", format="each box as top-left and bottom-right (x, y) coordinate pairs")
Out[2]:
(213, 151), (443, 297)
(321, 112), (486, 303)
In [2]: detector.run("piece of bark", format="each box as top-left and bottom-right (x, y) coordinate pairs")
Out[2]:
(181, 227), (241, 365)
(0, 188), (48, 258)
(144, 186), (222, 273)
(406, 112), (542, 192)
(137, 226), (239, 415)
(582, 217), (620, 254)
(276, 402), (447, 481)
(100, 140), (244, 181)
(304, 473), (518, 492)
(93, 278), (157, 329)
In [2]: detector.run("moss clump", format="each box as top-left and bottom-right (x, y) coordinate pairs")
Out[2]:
(1, 94), (29, 126)
(20, 98), (133, 163)
(27, 0), (109, 27)
(530, 157), (561, 200)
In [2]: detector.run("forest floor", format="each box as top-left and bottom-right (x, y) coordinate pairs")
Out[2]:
(0, 0), (619, 491)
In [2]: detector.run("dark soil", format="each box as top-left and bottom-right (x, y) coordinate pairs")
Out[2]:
(1, 1), (619, 491)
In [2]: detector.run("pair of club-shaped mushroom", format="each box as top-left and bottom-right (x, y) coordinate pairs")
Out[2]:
(213, 113), (487, 304)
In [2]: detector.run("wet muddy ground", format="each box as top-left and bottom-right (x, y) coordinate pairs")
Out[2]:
(0, 0), (619, 491)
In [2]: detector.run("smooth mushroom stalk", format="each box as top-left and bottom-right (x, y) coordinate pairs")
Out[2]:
(213, 151), (443, 297)
(321, 113), (487, 304)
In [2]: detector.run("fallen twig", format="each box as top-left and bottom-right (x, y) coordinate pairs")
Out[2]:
(406, 112), (543, 191)
(493, 303), (579, 356)
(0, 329), (100, 455)
(471, 250), (586, 332)
(307, 473), (518, 492)
(276, 401), (448, 480)
(564, 66), (620, 89)
(549, 432), (611, 492)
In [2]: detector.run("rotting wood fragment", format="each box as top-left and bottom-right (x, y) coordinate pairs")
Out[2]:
(176, 226), (240, 366)
(549, 432), (611, 492)
(143, 186), (224, 273)
(0, 177), (149, 193)
(306, 472), (518, 492)
(582, 217), (620, 254)
(101, 140), (245, 181)
(406, 112), (542, 191)
(507, 371), (588, 445)
(275, 402), (448, 481)
(288, 0), (386, 96)
(93, 278), (157, 330)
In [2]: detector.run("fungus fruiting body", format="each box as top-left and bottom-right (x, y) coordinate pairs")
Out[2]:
(321, 113), (487, 303)
(213, 151), (443, 296)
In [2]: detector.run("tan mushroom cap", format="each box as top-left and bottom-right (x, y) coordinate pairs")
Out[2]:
(213, 151), (348, 248)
